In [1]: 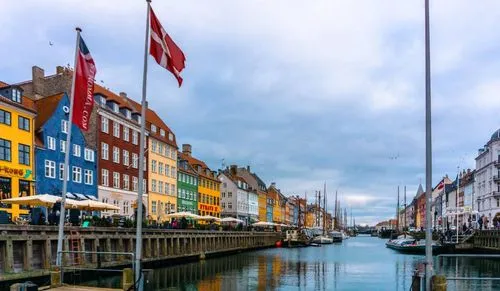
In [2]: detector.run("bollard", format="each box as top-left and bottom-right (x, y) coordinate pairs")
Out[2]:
(122, 268), (133, 291)
(50, 266), (62, 287)
(431, 275), (447, 291)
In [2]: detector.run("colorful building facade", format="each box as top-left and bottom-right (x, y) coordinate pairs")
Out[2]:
(145, 109), (178, 221)
(0, 83), (36, 219)
(34, 93), (97, 199)
(180, 144), (220, 218)
(177, 157), (198, 214)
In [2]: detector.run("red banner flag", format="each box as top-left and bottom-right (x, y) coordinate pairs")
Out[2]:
(72, 36), (96, 131)
(149, 7), (186, 87)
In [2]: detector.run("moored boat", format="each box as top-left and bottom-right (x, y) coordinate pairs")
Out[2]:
(385, 238), (444, 254)
(329, 231), (343, 243)
(312, 235), (334, 244)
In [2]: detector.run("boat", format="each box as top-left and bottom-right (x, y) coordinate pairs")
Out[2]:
(312, 235), (333, 244)
(329, 231), (343, 243)
(283, 229), (312, 247)
(385, 238), (444, 254)
(342, 231), (350, 240)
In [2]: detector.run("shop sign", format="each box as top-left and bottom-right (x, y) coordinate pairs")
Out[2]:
(0, 166), (32, 179)
(199, 204), (218, 212)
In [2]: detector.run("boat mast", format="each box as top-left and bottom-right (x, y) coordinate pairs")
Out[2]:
(323, 182), (326, 235)
(334, 190), (338, 230)
(396, 186), (400, 231)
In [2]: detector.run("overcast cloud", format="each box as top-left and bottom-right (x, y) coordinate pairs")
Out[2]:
(2, 0), (500, 225)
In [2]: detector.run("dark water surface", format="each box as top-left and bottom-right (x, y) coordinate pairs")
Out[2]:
(82, 235), (500, 290)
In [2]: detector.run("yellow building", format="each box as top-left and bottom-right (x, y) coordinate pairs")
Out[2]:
(145, 109), (178, 222)
(268, 184), (283, 223)
(0, 83), (36, 219)
(180, 144), (221, 218)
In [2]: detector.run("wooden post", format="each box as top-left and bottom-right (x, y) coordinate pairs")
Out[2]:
(432, 275), (447, 291)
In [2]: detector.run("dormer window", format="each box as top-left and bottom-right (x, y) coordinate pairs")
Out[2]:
(151, 124), (157, 133)
(100, 96), (106, 106)
(168, 133), (173, 141)
(113, 103), (119, 113)
(126, 109), (131, 119)
(160, 129), (165, 137)
(11, 88), (21, 103)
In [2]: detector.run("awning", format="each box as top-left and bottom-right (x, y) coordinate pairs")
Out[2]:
(84, 195), (98, 201)
(66, 193), (77, 199)
(74, 193), (88, 200)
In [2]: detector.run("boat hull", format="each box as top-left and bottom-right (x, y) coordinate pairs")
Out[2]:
(385, 242), (444, 255)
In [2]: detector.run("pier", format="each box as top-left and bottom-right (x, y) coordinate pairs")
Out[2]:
(0, 225), (281, 284)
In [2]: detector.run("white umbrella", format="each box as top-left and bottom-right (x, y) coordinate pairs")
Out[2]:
(164, 212), (200, 219)
(195, 215), (221, 222)
(1, 194), (61, 207)
(220, 217), (244, 223)
(67, 199), (119, 211)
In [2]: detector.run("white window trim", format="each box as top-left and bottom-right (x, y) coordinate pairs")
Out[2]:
(47, 136), (56, 150)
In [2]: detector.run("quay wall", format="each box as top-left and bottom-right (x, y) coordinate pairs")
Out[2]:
(473, 230), (500, 251)
(0, 225), (281, 282)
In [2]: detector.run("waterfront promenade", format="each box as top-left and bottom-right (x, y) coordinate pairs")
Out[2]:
(0, 225), (281, 284)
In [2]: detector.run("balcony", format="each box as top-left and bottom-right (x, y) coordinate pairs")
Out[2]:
(494, 160), (500, 168)
(494, 176), (500, 183)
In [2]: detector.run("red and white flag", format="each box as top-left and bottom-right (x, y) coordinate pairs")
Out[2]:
(149, 7), (186, 87)
(436, 180), (445, 190)
(72, 36), (96, 131)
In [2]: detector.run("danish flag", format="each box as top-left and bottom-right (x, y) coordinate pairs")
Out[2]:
(149, 7), (186, 87)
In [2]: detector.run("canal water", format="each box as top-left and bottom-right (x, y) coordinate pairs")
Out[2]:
(81, 235), (500, 290)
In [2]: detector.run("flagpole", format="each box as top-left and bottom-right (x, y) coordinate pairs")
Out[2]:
(135, 1), (151, 290)
(424, 0), (434, 288)
(56, 27), (81, 273)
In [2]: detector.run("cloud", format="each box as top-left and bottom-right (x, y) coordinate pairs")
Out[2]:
(2, 0), (500, 225)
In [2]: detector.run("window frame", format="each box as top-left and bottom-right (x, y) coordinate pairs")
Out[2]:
(0, 138), (12, 162)
(18, 116), (30, 131)
(0, 109), (11, 126)
(18, 144), (30, 166)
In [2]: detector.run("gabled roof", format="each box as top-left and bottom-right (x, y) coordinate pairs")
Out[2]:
(179, 152), (218, 181)
(178, 155), (198, 176)
(34, 93), (65, 130)
(0, 81), (37, 113)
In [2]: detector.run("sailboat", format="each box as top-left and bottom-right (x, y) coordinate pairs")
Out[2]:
(312, 183), (333, 244)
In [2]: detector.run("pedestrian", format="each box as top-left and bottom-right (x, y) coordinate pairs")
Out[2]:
(462, 222), (467, 233)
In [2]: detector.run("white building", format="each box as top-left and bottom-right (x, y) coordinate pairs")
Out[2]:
(475, 129), (500, 226)
(219, 165), (253, 224)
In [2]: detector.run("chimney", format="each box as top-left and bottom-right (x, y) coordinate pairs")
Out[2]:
(247, 165), (250, 172)
(230, 165), (237, 176)
(32, 66), (45, 99)
(56, 66), (65, 74)
(271, 182), (276, 188)
(182, 144), (192, 156)
(119, 92), (127, 99)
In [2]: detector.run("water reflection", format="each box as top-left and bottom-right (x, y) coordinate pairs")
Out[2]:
(81, 237), (500, 290)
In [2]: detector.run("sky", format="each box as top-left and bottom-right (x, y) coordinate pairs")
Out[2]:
(2, 0), (500, 225)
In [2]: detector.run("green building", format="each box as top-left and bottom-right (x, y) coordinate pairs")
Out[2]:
(177, 157), (198, 214)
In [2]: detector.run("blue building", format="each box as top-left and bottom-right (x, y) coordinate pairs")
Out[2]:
(34, 93), (97, 198)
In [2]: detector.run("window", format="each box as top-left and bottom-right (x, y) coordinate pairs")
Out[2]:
(100, 96), (106, 106)
(160, 129), (165, 137)
(222, 202), (226, 208)
(132, 131), (138, 145)
(113, 103), (119, 113)
(102, 169), (109, 186)
(165, 145), (171, 158)
(18, 116), (30, 131)
(151, 124), (157, 133)
(171, 184), (175, 196)
(123, 127), (129, 141)
(152, 179), (157, 192)
(113, 172), (120, 188)
(152, 140), (157, 153)
(133, 177), (138, 191)
(228, 192), (232, 198)
(61, 120), (68, 133)
(84, 148), (94, 162)
(72, 167), (82, 183)
(12, 89), (21, 103)
(125, 110), (131, 119)
(113, 122), (120, 137)
(73, 144), (81, 157)
(60, 140), (66, 153)
(151, 160), (157, 173)
(166, 165), (170, 177)
(168, 133), (173, 141)
(123, 174), (130, 190)
(113, 147), (120, 163)
(84, 170), (93, 185)
(132, 153), (138, 168)
(101, 143), (109, 160)
(0, 109), (11, 125)
(171, 166), (176, 177)
(158, 162), (164, 175)
(123, 150), (129, 166)
(59, 163), (65, 180)
(18, 144), (30, 165)
(166, 183), (170, 195)
(47, 136), (56, 150)
(158, 181), (164, 193)
(158, 144), (164, 156)
(45, 160), (55, 178)
(152, 201), (157, 214)
(101, 117), (109, 133)
(228, 202), (232, 209)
